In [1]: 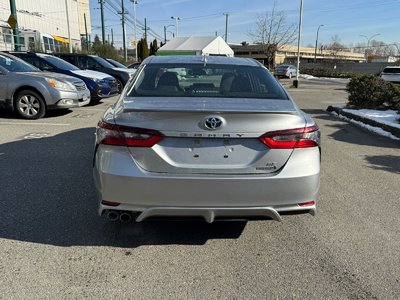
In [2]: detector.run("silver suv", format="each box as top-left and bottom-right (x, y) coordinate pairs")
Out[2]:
(0, 52), (90, 119)
(380, 66), (400, 83)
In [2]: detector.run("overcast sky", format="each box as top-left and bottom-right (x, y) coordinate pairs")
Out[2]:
(89, 0), (399, 48)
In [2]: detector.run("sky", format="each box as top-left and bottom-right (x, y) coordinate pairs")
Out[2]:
(89, 0), (399, 49)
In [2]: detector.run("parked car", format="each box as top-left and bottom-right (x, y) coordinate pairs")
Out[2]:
(380, 66), (400, 83)
(128, 62), (141, 70)
(93, 56), (320, 223)
(9, 52), (119, 103)
(274, 64), (297, 78)
(55, 53), (136, 92)
(104, 58), (127, 69)
(0, 52), (90, 119)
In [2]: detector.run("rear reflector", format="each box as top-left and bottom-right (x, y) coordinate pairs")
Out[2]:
(101, 200), (121, 206)
(259, 125), (320, 149)
(96, 120), (163, 147)
(298, 201), (315, 207)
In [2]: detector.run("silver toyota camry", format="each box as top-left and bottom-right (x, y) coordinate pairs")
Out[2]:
(93, 56), (320, 223)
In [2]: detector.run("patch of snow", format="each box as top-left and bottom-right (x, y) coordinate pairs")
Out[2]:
(343, 109), (400, 129)
(330, 112), (400, 141)
(299, 74), (315, 80)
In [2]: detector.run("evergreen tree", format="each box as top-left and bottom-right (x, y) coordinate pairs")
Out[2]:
(149, 39), (158, 56)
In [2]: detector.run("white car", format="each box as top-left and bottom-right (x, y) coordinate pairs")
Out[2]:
(380, 66), (400, 83)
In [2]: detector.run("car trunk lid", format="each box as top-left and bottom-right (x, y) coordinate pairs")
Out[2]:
(114, 97), (305, 175)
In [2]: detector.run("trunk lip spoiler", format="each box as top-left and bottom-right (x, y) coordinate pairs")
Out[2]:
(122, 97), (298, 114)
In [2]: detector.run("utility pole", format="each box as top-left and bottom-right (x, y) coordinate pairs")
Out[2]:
(99, 0), (105, 44)
(118, 0), (127, 61)
(223, 13), (229, 43)
(8, 0), (20, 51)
(64, 0), (72, 53)
(144, 18), (147, 41)
(84, 13), (89, 52)
(164, 26), (166, 43)
(108, 34), (110, 44)
(111, 29), (114, 46)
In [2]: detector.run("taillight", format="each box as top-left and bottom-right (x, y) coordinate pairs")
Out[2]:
(96, 120), (163, 147)
(259, 125), (320, 149)
(298, 201), (315, 207)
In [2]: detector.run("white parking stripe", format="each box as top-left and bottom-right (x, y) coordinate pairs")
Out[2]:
(0, 122), (70, 126)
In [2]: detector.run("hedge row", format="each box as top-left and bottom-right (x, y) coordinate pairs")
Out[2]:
(301, 67), (358, 79)
(346, 75), (400, 110)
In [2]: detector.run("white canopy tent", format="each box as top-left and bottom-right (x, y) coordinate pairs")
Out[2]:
(157, 36), (234, 57)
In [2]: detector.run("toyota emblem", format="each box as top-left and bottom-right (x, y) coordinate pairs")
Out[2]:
(204, 117), (223, 130)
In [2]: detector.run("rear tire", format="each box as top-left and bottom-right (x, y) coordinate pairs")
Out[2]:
(14, 90), (46, 119)
(90, 97), (101, 105)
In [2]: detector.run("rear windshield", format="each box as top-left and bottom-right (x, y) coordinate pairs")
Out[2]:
(128, 64), (288, 99)
(383, 68), (400, 74)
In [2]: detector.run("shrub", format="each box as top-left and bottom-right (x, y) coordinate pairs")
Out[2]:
(346, 75), (400, 109)
(301, 67), (358, 79)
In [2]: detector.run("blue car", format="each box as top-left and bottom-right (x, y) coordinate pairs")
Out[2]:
(9, 52), (119, 103)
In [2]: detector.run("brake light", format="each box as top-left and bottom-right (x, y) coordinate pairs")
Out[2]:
(259, 125), (320, 149)
(101, 200), (121, 206)
(298, 201), (315, 207)
(96, 120), (163, 147)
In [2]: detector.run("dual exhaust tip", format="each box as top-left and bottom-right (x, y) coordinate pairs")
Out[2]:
(107, 210), (133, 223)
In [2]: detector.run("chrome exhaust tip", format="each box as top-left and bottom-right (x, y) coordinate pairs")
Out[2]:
(107, 210), (119, 221)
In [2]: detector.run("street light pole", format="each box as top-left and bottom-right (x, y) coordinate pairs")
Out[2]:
(171, 16), (180, 37)
(294, 0), (303, 88)
(314, 24), (324, 63)
(360, 33), (380, 62)
(64, 0), (72, 53)
(164, 24), (175, 43)
(132, 0), (138, 62)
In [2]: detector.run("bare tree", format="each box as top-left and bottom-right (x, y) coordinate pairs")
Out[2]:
(247, 1), (297, 67)
(324, 35), (346, 61)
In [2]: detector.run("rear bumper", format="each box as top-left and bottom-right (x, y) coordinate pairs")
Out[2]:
(94, 146), (320, 221)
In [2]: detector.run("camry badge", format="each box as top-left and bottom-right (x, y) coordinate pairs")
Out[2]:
(204, 117), (223, 130)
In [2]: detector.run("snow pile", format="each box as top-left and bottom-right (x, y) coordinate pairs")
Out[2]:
(299, 74), (315, 80)
(330, 111), (400, 141)
(342, 109), (400, 129)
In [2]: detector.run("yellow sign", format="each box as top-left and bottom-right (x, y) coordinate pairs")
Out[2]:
(7, 14), (17, 30)
(131, 40), (136, 47)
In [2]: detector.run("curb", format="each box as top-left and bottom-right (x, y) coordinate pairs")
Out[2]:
(326, 106), (400, 139)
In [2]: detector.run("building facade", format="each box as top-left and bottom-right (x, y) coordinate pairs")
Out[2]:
(231, 44), (366, 66)
(0, 0), (90, 51)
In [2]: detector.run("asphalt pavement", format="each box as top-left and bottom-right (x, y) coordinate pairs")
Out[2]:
(0, 79), (399, 299)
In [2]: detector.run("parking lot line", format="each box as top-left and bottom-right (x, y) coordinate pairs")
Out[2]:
(0, 122), (70, 126)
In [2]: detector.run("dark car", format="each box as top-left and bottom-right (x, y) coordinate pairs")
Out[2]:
(9, 52), (119, 103)
(55, 53), (136, 92)
(104, 58), (127, 68)
(128, 62), (141, 70)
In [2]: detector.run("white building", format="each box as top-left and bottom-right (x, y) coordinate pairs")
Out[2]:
(0, 0), (91, 51)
